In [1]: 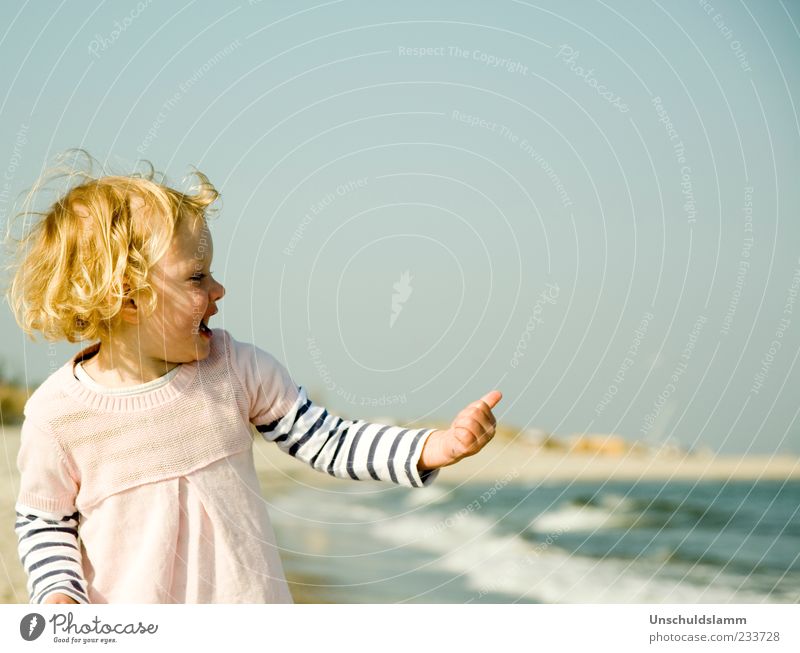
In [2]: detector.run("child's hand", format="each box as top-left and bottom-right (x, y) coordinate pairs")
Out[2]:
(418, 390), (503, 470)
(43, 593), (79, 604)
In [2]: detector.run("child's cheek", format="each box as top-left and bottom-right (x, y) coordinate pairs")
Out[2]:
(193, 292), (207, 315)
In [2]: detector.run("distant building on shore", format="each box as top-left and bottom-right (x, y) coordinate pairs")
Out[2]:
(511, 428), (696, 458)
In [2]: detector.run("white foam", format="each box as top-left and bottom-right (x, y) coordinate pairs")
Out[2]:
(527, 492), (642, 533)
(371, 511), (783, 603)
(529, 503), (635, 533)
(272, 486), (790, 603)
(599, 493), (637, 511)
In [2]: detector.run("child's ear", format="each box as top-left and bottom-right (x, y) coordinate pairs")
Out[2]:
(118, 280), (139, 325)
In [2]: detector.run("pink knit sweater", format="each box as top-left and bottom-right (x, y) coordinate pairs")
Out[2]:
(15, 329), (439, 603)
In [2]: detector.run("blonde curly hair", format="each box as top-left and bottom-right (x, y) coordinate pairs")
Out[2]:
(4, 149), (220, 343)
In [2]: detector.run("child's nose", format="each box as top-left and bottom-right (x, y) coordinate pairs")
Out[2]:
(211, 277), (225, 301)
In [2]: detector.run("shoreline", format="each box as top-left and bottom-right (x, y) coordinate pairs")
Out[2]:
(251, 434), (800, 486)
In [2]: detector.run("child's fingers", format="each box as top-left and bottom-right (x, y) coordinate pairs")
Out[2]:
(454, 413), (493, 440)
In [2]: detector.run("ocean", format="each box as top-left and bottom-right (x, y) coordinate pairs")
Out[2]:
(268, 478), (800, 603)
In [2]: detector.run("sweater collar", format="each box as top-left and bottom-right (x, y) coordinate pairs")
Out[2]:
(59, 340), (200, 412)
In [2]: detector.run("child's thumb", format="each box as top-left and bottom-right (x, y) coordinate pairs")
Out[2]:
(479, 390), (503, 410)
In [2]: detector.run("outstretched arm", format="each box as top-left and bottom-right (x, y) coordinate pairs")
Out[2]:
(224, 329), (502, 484)
(256, 385), (439, 487)
(257, 387), (504, 486)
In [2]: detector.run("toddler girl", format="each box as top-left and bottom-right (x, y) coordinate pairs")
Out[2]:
(7, 154), (502, 604)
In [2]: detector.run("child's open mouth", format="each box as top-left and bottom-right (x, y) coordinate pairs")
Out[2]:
(199, 319), (212, 338)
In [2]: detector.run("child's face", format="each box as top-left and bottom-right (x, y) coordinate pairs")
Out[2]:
(134, 216), (225, 364)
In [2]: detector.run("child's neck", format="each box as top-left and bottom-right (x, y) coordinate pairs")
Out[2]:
(80, 341), (181, 388)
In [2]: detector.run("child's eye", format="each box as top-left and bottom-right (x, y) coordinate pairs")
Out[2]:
(190, 274), (205, 282)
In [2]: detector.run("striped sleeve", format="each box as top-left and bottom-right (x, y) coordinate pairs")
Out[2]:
(14, 504), (89, 604)
(256, 386), (441, 488)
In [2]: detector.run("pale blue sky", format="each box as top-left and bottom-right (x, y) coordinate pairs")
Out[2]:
(1, 1), (798, 454)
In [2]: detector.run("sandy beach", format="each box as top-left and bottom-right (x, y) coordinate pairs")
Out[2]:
(2, 424), (798, 603)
